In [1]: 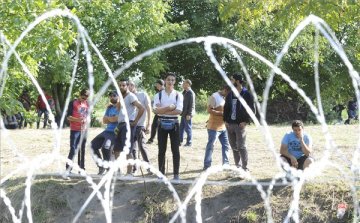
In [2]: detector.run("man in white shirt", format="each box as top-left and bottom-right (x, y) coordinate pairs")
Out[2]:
(129, 80), (152, 175)
(114, 78), (144, 176)
(153, 72), (183, 180)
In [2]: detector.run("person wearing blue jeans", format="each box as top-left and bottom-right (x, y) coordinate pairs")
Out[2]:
(179, 79), (195, 147)
(204, 129), (230, 169)
(203, 85), (231, 170)
(68, 130), (87, 170)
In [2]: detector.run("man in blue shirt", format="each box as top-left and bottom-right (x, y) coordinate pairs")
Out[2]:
(280, 120), (314, 170)
(90, 90), (119, 175)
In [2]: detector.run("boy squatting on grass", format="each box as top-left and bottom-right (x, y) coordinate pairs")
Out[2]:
(280, 120), (314, 170)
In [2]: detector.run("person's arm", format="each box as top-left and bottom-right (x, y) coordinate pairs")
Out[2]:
(188, 91), (195, 116)
(132, 100), (144, 127)
(280, 143), (299, 168)
(145, 103), (151, 133)
(67, 116), (83, 123)
(299, 134), (312, 156)
(36, 95), (41, 110)
(103, 108), (119, 124)
(207, 105), (223, 116)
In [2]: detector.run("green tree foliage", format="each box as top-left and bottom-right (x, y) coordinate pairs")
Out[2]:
(0, 0), (188, 116)
(216, 0), (360, 120)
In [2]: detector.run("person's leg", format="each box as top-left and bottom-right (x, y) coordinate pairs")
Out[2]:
(78, 132), (86, 170)
(132, 126), (141, 173)
(297, 156), (314, 170)
(148, 115), (158, 143)
(203, 129), (217, 168)
(138, 127), (151, 163)
(179, 117), (185, 145)
(157, 126), (168, 175)
(37, 109), (44, 129)
(218, 130), (230, 165)
(66, 131), (80, 171)
(91, 132), (105, 163)
(184, 117), (192, 145)
(43, 110), (49, 128)
(227, 124), (240, 167)
(234, 125), (248, 170)
(170, 123), (180, 177)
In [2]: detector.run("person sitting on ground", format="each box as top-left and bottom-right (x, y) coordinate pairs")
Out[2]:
(332, 104), (345, 124)
(280, 120), (314, 170)
(90, 90), (120, 175)
(3, 114), (18, 129)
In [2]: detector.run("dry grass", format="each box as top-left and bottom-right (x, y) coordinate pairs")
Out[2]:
(1, 123), (360, 222)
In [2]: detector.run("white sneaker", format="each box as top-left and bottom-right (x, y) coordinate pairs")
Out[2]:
(238, 169), (250, 180)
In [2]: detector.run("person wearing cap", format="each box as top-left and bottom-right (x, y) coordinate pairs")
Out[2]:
(146, 79), (165, 144)
(90, 90), (120, 175)
(179, 79), (195, 147)
(223, 72), (255, 179)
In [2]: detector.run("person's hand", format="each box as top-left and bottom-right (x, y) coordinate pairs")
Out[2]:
(239, 122), (247, 128)
(168, 104), (176, 110)
(290, 156), (298, 168)
(145, 123), (150, 134)
(186, 115), (190, 120)
(155, 103), (161, 108)
(225, 122), (229, 128)
(131, 120), (138, 127)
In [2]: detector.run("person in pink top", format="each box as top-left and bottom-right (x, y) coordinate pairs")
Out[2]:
(65, 88), (89, 173)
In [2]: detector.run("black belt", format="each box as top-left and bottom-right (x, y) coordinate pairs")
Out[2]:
(159, 117), (178, 120)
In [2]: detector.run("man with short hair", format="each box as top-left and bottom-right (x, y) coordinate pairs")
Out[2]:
(223, 72), (255, 178)
(203, 85), (231, 170)
(90, 90), (119, 175)
(114, 79), (145, 177)
(146, 79), (164, 144)
(128, 80), (152, 174)
(153, 72), (183, 180)
(179, 79), (195, 147)
(66, 88), (89, 172)
(280, 120), (314, 170)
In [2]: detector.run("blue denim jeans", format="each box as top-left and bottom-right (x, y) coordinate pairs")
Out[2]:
(37, 108), (48, 129)
(66, 130), (87, 171)
(204, 129), (230, 167)
(179, 116), (192, 145)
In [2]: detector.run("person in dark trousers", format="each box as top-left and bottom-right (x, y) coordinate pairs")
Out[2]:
(179, 79), (195, 147)
(153, 72), (183, 180)
(36, 88), (53, 129)
(223, 72), (255, 179)
(129, 80), (152, 175)
(146, 79), (164, 144)
(345, 96), (358, 124)
(65, 88), (89, 174)
(90, 90), (119, 175)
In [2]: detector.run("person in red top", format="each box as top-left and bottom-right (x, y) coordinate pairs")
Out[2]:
(36, 88), (53, 129)
(65, 88), (89, 173)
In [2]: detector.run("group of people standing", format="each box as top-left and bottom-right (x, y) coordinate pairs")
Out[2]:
(65, 72), (197, 180)
(3, 88), (55, 129)
(64, 71), (316, 180)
